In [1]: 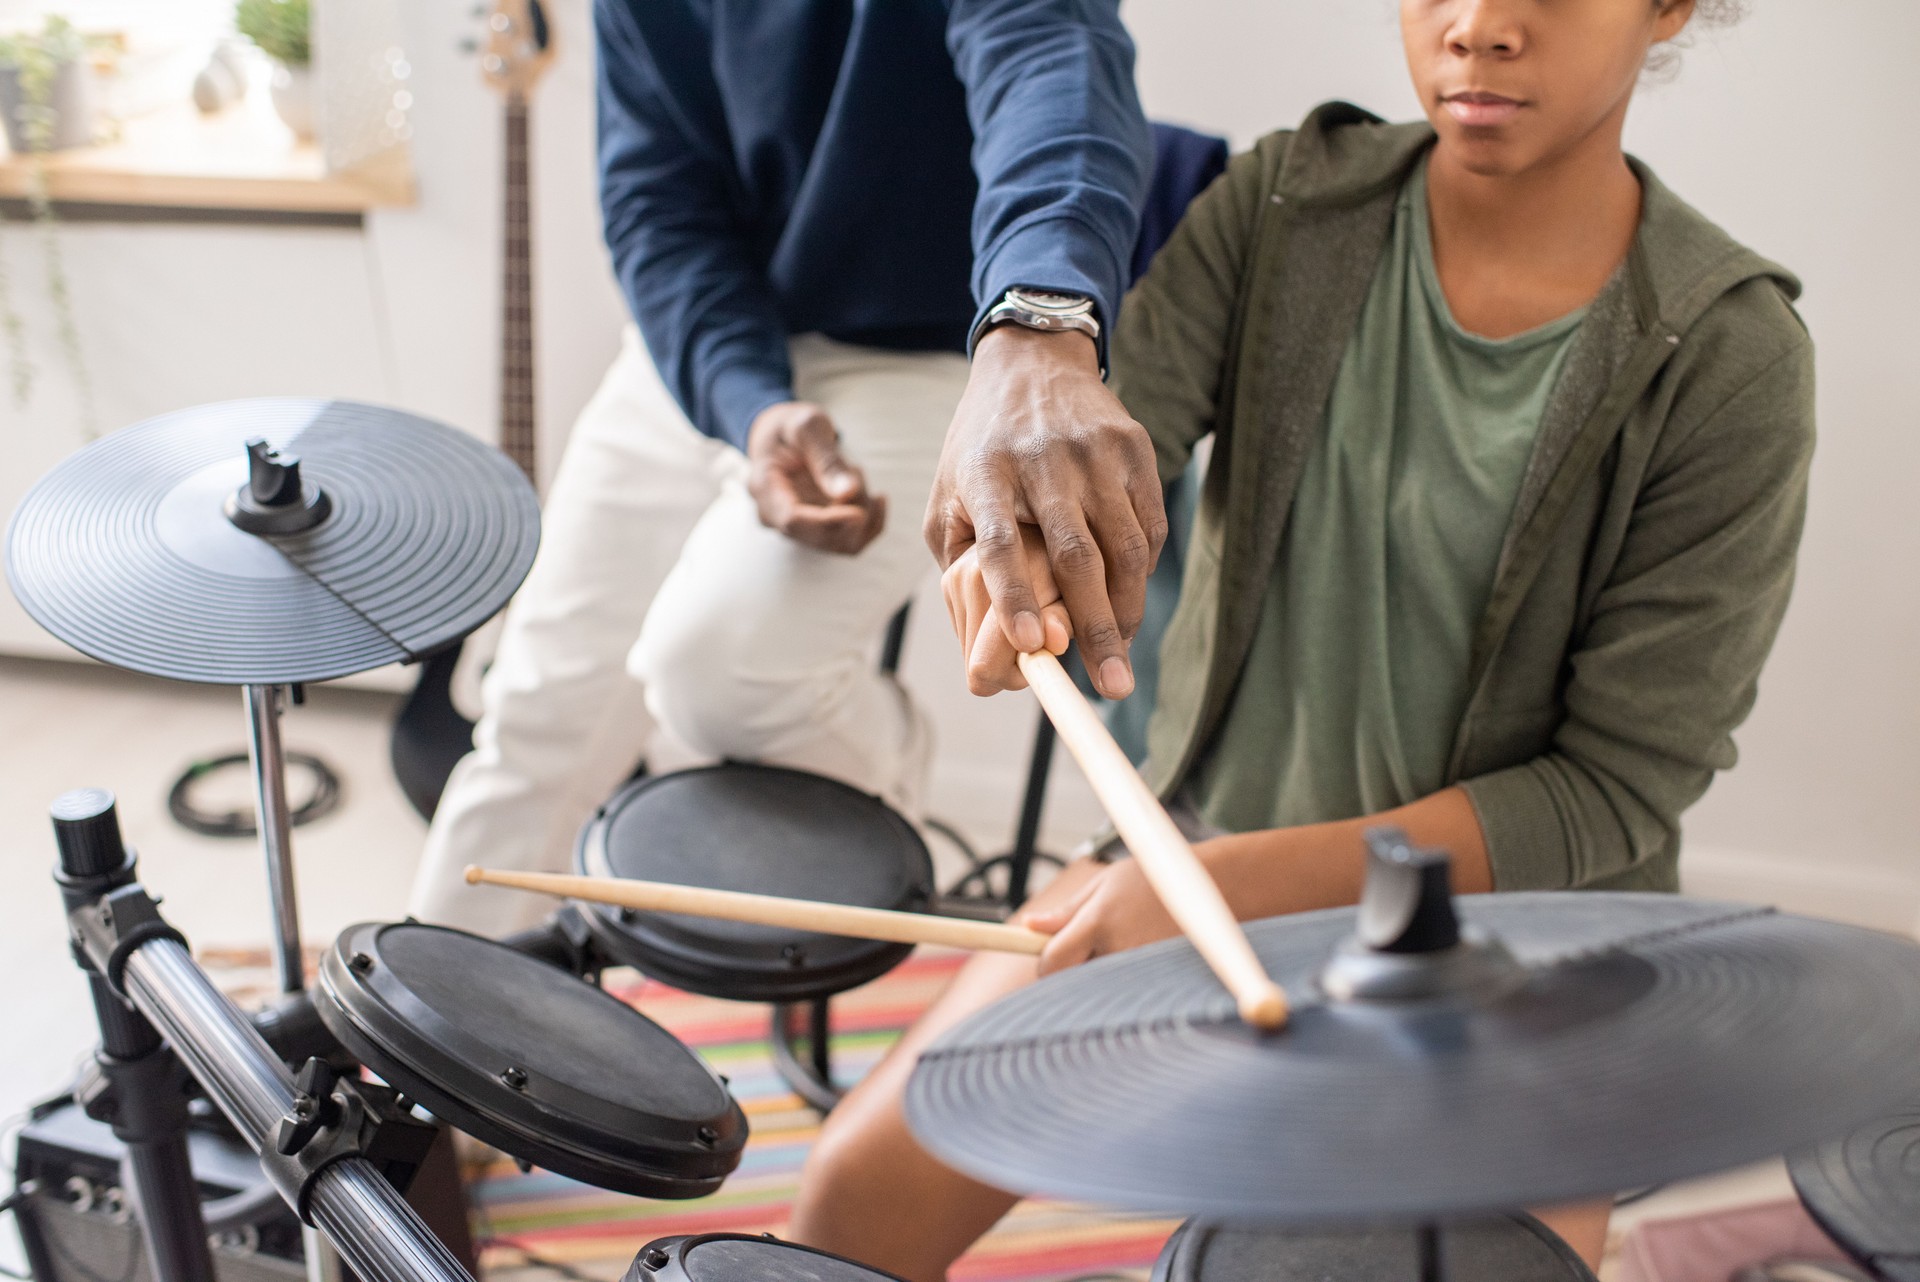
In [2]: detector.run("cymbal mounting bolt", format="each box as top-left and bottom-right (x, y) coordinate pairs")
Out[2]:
(501, 1066), (528, 1090)
(640, 1248), (669, 1271)
(696, 1124), (718, 1147)
(349, 952), (373, 973)
(782, 943), (805, 967)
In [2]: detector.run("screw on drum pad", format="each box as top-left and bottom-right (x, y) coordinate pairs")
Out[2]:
(576, 763), (933, 1003)
(6, 398), (539, 685)
(315, 922), (746, 1199)
(1151, 1214), (1597, 1282)
(906, 888), (1920, 1225)
(1790, 1099), (1920, 1282)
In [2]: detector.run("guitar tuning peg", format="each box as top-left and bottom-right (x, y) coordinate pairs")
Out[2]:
(471, 4), (487, 15)
(458, 37), (480, 54)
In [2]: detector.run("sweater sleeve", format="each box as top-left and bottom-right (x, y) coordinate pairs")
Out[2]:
(595, 0), (791, 451)
(1462, 336), (1817, 890)
(946, 0), (1154, 363)
(1109, 138), (1275, 484)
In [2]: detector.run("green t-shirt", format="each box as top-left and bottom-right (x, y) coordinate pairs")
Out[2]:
(1189, 160), (1588, 833)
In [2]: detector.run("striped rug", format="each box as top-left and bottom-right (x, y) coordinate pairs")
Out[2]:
(466, 950), (1179, 1281)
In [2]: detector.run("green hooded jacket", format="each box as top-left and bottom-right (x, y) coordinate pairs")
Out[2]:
(1114, 103), (1815, 892)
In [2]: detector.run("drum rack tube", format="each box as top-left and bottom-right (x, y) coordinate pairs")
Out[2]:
(50, 788), (476, 1282)
(122, 941), (473, 1282)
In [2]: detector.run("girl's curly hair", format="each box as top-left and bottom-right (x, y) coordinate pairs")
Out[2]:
(1647, 0), (1749, 79)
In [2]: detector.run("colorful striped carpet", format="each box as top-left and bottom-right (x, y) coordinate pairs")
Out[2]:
(465, 949), (1179, 1282)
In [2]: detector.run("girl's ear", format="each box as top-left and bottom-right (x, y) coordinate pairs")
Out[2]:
(1653, 0), (1698, 42)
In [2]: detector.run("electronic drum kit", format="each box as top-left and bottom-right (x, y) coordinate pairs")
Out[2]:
(10, 399), (1920, 1282)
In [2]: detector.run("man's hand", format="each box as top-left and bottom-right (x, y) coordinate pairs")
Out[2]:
(924, 325), (1167, 700)
(747, 401), (886, 555)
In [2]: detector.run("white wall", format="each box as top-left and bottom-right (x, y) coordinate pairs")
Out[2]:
(2, 0), (1913, 921)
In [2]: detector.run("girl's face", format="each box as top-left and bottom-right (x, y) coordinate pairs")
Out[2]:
(1401, 0), (1696, 177)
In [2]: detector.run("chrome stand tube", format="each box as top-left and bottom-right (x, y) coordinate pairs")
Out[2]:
(121, 939), (475, 1282)
(244, 684), (304, 993)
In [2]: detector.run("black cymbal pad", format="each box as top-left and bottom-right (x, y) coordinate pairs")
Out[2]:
(6, 398), (539, 685)
(1790, 1099), (1920, 1282)
(907, 894), (1920, 1225)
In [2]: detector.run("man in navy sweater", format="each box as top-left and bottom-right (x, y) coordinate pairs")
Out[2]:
(410, 0), (1166, 933)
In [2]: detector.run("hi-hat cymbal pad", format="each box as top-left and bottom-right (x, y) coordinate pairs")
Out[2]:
(7, 398), (539, 685)
(907, 889), (1920, 1226)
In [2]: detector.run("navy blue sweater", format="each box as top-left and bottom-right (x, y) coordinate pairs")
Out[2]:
(595, 0), (1153, 450)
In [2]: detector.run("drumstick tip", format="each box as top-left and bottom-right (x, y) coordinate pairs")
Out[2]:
(462, 865), (483, 885)
(1240, 985), (1290, 1032)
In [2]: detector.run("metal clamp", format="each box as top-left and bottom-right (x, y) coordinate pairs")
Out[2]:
(69, 883), (190, 995)
(263, 1059), (437, 1225)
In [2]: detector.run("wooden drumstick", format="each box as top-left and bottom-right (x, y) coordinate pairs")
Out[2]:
(463, 866), (1048, 956)
(1015, 649), (1289, 1030)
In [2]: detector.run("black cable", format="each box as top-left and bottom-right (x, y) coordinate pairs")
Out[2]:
(943, 850), (1066, 902)
(922, 817), (982, 869)
(166, 751), (342, 837)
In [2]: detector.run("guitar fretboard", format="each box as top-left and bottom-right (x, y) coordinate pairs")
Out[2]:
(500, 94), (536, 487)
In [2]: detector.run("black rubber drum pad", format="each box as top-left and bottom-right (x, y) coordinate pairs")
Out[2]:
(317, 922), (746, 1199)
(907, 893), (1920, 1225)
(621, 1233), (908, 1281)
(577, 764), (933, 1003)
(1151, 1215), (1597, 1281)
(6, 398), (539, 684)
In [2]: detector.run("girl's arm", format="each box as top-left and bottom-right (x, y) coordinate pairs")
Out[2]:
(1462, 328), (1815, 891)
(1027, 787), (1492, 971)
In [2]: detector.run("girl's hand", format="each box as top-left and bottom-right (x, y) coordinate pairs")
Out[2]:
(940, 524), (1071, 695)
(1022, 855), (1181, 976)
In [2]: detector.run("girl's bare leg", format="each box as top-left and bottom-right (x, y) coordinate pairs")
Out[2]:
(788, 859), (1103, 1281)
(1533, 1199), (1612, 1271)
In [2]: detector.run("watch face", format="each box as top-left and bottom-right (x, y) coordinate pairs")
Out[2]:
(1009, 288), (1093, 316)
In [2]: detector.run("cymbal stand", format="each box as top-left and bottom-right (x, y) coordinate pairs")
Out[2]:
(1417, 1223), (1444, 1282)
(246, 683), (345, 1282)
(245, 684), (305, 994)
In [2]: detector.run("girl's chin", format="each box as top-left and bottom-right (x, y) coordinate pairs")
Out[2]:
(1431, 134), (1537, 179)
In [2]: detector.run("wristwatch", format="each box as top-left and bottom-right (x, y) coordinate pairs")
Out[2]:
(972, 287), (1102, 352)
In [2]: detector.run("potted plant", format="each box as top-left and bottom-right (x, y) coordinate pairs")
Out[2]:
(0, 15), (95, 422)
(0, 16), (95, 155)
(235, 0), (313, 141)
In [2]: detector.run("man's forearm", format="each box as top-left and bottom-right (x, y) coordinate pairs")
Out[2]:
(1199, 786), (1495, 922)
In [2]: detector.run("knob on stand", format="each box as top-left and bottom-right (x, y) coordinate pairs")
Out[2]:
(1317, 827), (1524, 1006)
(226, 438), (332, 535)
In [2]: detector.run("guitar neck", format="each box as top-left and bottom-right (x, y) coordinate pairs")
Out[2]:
(500, 94), (536, 486)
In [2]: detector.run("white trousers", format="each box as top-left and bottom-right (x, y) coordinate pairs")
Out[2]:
(408, 329), (969, 935)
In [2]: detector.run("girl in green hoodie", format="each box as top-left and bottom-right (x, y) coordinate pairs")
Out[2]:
(794, 2), (1810, 1276)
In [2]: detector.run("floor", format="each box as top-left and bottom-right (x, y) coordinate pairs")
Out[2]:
(0, 655), (1845, 1281)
